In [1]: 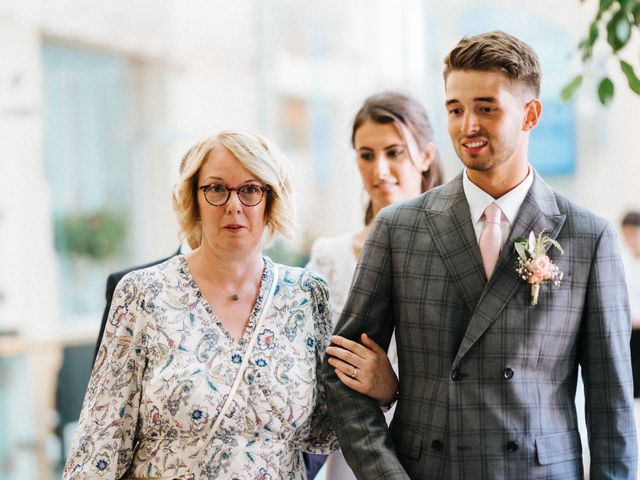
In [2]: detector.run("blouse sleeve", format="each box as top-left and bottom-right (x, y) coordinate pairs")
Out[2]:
(294, 271), (340, 454)
(63, 271), (150, 479)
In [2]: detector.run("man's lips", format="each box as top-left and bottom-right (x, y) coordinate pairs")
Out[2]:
(461, 137), (488, 154)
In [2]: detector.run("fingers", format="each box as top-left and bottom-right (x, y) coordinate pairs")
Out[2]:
(335, 368), (361, 391)
(328, 356), (359, 377)
(360, 333), (385, 353)
(326, 345), (364, 367)
(330, 335), (368, 359)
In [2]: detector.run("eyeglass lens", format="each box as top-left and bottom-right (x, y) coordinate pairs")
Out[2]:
(204, 185), (264, 206)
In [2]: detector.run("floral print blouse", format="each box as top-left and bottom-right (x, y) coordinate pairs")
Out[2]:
(63, 255), (338, 479)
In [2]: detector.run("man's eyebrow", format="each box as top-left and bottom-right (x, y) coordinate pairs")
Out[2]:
(474, 96), (498, 103)
(445, 96), (498, 106)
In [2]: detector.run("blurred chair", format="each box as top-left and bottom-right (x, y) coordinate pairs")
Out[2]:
(55, 344), (94, 466)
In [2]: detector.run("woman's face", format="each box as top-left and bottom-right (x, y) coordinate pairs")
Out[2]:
(196, 145), (267, 260)
(354, 119), (428, 214)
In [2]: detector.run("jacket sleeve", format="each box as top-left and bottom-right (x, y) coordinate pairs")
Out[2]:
(93, 273), (121, 366)
(296, 271), (340, 454)
(63, 272), (148, 480)
(580, 222), (638, 479)
(320, 212), (409, 479)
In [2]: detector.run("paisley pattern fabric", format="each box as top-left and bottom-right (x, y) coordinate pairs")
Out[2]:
(63, 255), (337, 480)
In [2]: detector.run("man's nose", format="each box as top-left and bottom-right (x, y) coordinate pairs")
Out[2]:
(461, 111), (480, 135)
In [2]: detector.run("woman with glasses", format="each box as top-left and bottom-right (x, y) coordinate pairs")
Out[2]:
(63, 130), (398, 480)
(309, 92), (444, 480)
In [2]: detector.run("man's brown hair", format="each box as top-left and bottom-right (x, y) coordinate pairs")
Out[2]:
(443, 30), (541, 98)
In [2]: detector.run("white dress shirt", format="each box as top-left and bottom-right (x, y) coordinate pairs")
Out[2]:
(462, 167), (534, 250)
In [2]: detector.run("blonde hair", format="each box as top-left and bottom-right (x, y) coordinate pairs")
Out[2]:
(171, 130), (294, 246)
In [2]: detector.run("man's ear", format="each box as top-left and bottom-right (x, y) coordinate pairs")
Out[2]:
(522, 99), (542, 132)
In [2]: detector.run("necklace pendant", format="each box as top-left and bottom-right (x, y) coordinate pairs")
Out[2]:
(232, 294), (240, 301)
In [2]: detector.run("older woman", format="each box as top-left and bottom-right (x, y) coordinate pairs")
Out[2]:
(63, 130), (397, 480)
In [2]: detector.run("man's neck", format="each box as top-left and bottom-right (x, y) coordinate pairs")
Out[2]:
(467, 163), (530, 199)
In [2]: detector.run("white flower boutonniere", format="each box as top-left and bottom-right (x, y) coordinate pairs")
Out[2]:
(514, 231), (564, 306)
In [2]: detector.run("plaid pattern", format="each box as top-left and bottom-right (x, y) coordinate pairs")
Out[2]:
(321, 172), (637, 480)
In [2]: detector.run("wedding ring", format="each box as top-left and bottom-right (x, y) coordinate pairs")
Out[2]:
(351, 367), (358, 379)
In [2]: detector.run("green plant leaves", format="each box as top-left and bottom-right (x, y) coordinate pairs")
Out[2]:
(606, 7), (632, 51)
(514, 242), (528, 261)
(599, 0), (615, 17)
(578, 22), (600, 61)
(54, 210), (127, 260)
(619, 0), (637, 14)
(598, 77), (615, 104)
(561, 75), (583, 101)
(620, 60), (640, 93)
(571, 0), (640, 103)
(633, 2), (640, 24)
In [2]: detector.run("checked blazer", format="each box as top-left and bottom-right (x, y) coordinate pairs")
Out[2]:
(321, 172), (637, 479)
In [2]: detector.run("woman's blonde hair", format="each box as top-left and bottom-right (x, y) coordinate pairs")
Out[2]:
(171, 130), (294, 247)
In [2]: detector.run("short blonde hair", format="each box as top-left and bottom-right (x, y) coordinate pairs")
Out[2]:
(172, 130), (294, 247)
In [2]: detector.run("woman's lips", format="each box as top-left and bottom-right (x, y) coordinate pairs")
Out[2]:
(374, 182), (397, 192)
(223, 224), (245, 232)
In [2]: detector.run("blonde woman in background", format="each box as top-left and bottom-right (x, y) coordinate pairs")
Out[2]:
(310, 92), (444, 479)
(64, 130), (398, 480)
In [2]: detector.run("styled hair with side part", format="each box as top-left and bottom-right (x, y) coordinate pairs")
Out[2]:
(171, 130), (294, 247)
(622, 211), (640, 227)
(351, 91), (444, 224)
(443, 30), (541, 98)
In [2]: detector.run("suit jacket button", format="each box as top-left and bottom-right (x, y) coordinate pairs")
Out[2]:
(503, 367), (514, 379)
(451, 369), (461, 381)
(506, 441), (519, 453)
(431, 440), (443, 451)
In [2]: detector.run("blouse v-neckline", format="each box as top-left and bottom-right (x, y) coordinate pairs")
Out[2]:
(178, 254), (274, 346)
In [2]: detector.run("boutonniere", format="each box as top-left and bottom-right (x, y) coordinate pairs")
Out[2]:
(514, 231), (564, 305)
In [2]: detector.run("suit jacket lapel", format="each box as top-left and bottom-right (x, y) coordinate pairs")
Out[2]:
(424, 174), (487, 313)
(454, 172), (567, 363)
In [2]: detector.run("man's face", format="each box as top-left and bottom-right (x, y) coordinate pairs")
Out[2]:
(623, 225), (640, 257)
(445, 69), (536, 178)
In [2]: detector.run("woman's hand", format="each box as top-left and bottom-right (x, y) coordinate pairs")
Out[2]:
(326, 333), (398, 406)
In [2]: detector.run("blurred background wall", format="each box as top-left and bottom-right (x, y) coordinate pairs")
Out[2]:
(0, 0), (638, 477)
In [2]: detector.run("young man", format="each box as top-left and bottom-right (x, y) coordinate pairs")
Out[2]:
(322, 31), (636, 479)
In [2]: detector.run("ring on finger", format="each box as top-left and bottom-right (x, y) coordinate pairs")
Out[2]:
(351, 367), (358, 379)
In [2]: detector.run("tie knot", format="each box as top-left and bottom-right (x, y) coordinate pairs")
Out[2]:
(484, 203), (502, 224)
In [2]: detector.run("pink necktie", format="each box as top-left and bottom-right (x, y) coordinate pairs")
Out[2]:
(479, 203), (502, 278)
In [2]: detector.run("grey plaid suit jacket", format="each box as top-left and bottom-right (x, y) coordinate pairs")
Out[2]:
(321, 172), (637, 479)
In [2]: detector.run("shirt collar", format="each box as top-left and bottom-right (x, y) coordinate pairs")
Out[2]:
(462, 166), (534, 225)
